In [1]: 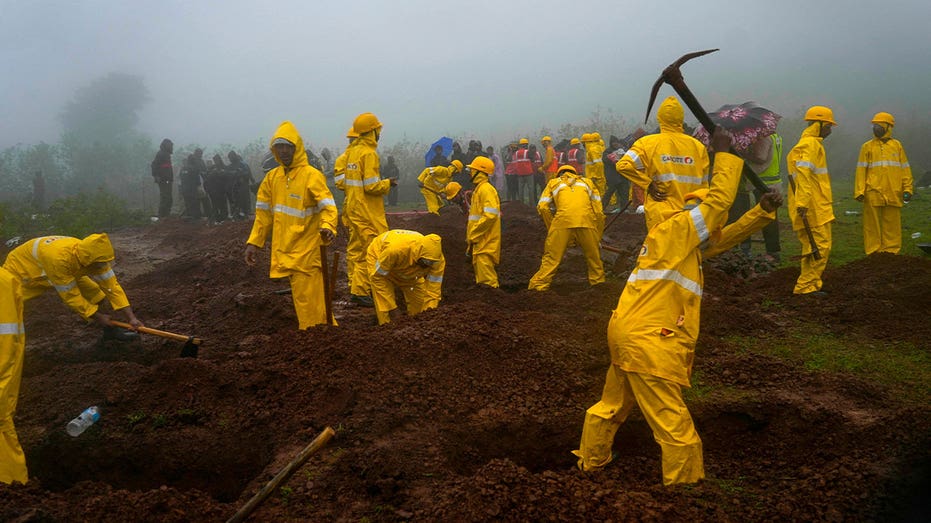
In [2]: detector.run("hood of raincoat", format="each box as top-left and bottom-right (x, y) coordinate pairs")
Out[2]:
(269, 121), (309, 169)
(800, 121), (824, 141)
(657, 97), (685, 134)
(874, 123), (893, 140)
(416, 234), (443, 262)
(159, 138), (173, 153)
(76, 233), (115, 265)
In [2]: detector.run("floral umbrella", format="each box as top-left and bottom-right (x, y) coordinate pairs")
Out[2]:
(693, 102), (781, 152)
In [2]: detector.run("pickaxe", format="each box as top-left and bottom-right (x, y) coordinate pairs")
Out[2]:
(647, 50), (817, 258)
(646, 49), (770, 195)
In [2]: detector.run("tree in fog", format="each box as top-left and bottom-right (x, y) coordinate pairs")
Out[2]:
(58, 73), (153, 196)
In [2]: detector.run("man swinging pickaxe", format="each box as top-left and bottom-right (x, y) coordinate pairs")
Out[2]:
(645, 50), (820, 260)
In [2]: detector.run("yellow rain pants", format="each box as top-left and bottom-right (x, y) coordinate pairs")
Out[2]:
(0, 267), (27, 485)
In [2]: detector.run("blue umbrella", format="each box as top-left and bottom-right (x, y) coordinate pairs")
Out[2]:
(425, 137), (453, 167)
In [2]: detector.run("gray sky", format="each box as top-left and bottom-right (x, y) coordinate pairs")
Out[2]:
(3, 0), (930, 151)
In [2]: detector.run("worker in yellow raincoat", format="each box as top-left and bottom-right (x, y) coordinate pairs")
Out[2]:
(418, 160), (463, 214)
(854, 112), (913, 254)
(528, 165), (605, 291)
(584, 132), (607, 197)
(574, 128), (782, 485)
(334, 127), (359, 288)
(616, 97), (710, 231)
(787, 106), (836, 296)
(367, 230), (445, 325)
(343, 113), (397, 307)
(465, 156), (502, 288)
(245, 121), (339, 328)
(1, 233), (143, 484)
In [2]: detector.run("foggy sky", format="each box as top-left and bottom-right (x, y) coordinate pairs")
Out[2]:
(3, 0), (930, 151)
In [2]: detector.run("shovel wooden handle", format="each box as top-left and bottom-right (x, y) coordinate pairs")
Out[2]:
(109, 320), (201, 344)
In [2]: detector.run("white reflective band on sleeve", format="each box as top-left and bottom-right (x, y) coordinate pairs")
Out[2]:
(591, 194), (602, 202)
(0, 322), (24, 335)
(426, 274), (443, 283)
(374, 261), (388, 275)
(54, 280), (77, 293)
(334, 174), (345, 182)
(795, 161), (828, 174)
(628, 268), (702, 297)
(255, 201), (271, 210)
(689, 206), (709, 242)
(32, 238), (40, 259)
(344, 179), (364, 187)
(592, 159), (603, 163)
(857, 162), (869, 168)
(468, 215), (481, 221)
(484, 207), (500, 215)
(90, 269), (115, 282)
(624, 150), (644, 170)
(865, 160), (906, 168)
(538, 196), (552, 203)
(317, 198), (337, 209)
(654, 173), (708, 185)
(362, 176), (382, 187)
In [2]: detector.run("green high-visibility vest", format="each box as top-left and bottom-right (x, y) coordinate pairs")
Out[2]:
(759, 134), (782, 186)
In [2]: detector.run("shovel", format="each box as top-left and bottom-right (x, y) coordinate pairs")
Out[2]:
(320, 243), (334, 326)
(109, 320), (200, 358)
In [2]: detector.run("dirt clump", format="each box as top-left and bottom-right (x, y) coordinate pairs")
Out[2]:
(1, 207), (929, 522)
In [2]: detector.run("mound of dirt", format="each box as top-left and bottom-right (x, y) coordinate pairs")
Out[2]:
(2, 204), (929, 522)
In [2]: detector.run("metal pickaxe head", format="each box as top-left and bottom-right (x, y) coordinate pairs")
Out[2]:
(645, 49), (719, 124)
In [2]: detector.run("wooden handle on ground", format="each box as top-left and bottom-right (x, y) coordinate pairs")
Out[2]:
(109, 320), (200, 344)
(227, 427), (336, 523)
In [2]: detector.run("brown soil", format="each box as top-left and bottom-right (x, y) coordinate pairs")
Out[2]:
(2, 203), (929, 522)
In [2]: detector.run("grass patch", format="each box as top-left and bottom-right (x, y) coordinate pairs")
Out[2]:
(724, 326), (931, 404)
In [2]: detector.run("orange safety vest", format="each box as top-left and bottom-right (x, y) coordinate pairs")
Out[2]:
(567, 148), (584, 174)
(514, 148), (534, 176)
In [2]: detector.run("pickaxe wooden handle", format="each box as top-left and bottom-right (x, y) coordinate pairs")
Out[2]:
(109, 320), (201, 344)
(647, 49), (770, 195)
(786, 175), (822, 260)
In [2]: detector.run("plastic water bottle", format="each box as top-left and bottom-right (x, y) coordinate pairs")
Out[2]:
(66, 406), (100, 437)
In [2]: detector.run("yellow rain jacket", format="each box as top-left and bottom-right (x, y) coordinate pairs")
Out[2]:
(247, 121), (338, 278)
(787, 123), (834, 230)
(2, 234), (129, 319)
(418, 165), (457, 214)
(616, 97), (710, 230)
(344, 133), (392, 235)
(586, 140), (607, 196)
(0, 267), (26, 484)
(854, 127), (912, 207)
(610, 153), (774, 387)
(537, 171), (604, 231)
(467, 172), (502, 264)
(367, 230), (445, 323)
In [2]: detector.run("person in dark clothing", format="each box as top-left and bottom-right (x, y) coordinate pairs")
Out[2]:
(179, 154), (201, 219)
(429, 145), (448, 167)
(189, 148), (212, 219)
(204, 154), (230, 223)
(451, 141), (469, 189)
(151, 139), (174, 218)
(383, 155), (401, 206)
(227, 150), (254, 220)
(602, 136), (629, 212)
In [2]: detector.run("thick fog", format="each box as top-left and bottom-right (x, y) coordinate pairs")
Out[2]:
(3, 0), (930, 151)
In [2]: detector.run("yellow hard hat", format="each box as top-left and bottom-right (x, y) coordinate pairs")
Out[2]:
(570, 138), (580, 145)
(557, 165), (578, 175)
(444, 181), (462, 200)
(592, 132), (601, 140)
(467, 156), (495, 175)
(352, 112), (383, 134)
(346, 127), (359, 139)
(871, 112), (895, 126)
(519, 138), (529, 145)
(804, 106), (837, 126)
(541, 136), (552, 143)
(450, 159), (464, 172)
(580, 133), (592, 142)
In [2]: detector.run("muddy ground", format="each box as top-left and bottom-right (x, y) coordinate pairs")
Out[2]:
(1, 202), (929, 522)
